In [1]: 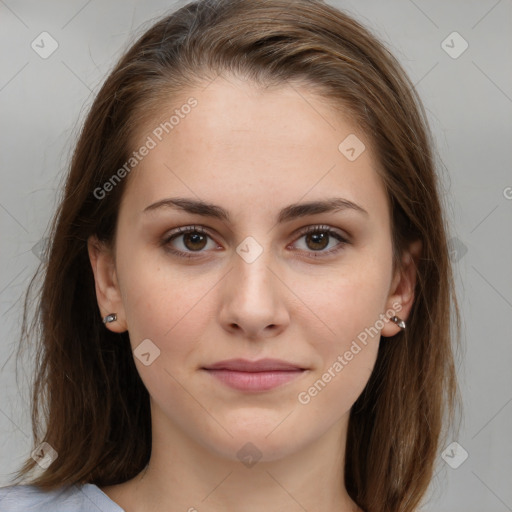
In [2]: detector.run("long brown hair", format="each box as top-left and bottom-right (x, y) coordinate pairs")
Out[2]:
(11, 1), (462, 510)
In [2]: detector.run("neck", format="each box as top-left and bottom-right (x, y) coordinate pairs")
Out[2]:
(101, 407), (362, 512)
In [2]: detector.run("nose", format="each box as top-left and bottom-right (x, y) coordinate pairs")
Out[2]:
(218, 244), (290, 340)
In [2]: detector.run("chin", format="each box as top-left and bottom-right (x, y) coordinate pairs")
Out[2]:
(200, 424), (309, 464)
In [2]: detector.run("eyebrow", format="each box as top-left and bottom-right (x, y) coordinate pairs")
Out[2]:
(143, 196), (369, 223)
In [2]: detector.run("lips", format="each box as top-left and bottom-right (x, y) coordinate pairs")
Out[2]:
(202, 358), (306, 372)
(201, 358), (307, 392)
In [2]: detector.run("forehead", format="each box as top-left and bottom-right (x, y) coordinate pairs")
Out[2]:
(120, 76), (388, 224)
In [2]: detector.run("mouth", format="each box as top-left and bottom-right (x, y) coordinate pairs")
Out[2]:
(201, 358), (308, 392)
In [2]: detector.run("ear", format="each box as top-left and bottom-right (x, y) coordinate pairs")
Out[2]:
(381, 239), (422, 337)
(87, 235), (127, 333)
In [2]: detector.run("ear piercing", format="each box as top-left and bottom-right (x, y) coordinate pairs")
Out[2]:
(103, 312), (406, 329)
(390, 316), (406, 329)
(103, 313), (117, 324)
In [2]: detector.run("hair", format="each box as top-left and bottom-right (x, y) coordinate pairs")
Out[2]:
(10, 1), (462, 511)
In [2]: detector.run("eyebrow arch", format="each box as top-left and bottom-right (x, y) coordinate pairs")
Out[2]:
(143, 197), (369, 223)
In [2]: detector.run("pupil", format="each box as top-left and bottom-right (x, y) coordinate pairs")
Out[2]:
(182, 231), (329, 252)
(308, 232), (328, 250)
(185, 232), (206, 251)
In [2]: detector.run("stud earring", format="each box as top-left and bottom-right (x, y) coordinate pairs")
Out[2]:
(102, 313), (117, 324)
(390, 315), (406, 329)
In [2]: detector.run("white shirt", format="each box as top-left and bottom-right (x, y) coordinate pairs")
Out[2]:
(0, 483), (125, 511)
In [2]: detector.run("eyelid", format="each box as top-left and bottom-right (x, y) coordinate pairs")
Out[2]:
(163, 224), (350, 242)
(161, 223), (350, 259)
(289, 224), (350, 259)
(161, 225), (219, 248)
(293, 224), (350, 241)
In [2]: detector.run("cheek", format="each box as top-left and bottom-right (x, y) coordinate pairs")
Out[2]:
(118, 264), (214, 410)
(297, 347), (377, 428)
(296, 254), (391, 346)
(296, 292), (384, 421)
(118, 244), (209, 333)
(116, 252), (219, 389)
(294, 252), (390, 399)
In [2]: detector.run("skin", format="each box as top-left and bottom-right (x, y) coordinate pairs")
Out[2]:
(88, 74), (421, 512)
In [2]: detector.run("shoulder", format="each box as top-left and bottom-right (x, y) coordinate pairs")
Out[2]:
(0, 483), (125, 512)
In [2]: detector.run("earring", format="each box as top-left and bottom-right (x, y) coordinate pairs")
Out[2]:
(103, 313), (117, 324)
(390, 315), (406, 329)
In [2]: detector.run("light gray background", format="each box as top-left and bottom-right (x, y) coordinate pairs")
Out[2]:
(1, 1), (511, 511)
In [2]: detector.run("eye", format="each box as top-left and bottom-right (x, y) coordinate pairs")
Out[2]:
(161, 224), (349, 260)
(162, 225), (218, 259)
(291, 225), (349, 258)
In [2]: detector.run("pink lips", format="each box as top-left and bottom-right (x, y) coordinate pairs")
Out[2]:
(202, 358), (307, 392)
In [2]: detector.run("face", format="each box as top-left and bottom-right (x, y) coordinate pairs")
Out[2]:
(89, 75), (418, 464)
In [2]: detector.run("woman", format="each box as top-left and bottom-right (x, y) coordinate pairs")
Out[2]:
(0, 0), (462, 511)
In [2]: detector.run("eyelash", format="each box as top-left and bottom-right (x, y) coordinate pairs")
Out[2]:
(161, 224), (349, 260)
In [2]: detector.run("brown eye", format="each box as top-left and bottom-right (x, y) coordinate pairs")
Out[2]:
(304, 231), (329, 251)
(293, 225), (349, 258)
(181, 231), (208, 251)
(163, 226), (217, 259)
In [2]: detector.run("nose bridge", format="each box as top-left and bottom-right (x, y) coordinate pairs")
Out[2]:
(218, 234), (288, 337)
(232, 235), (276, 303)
